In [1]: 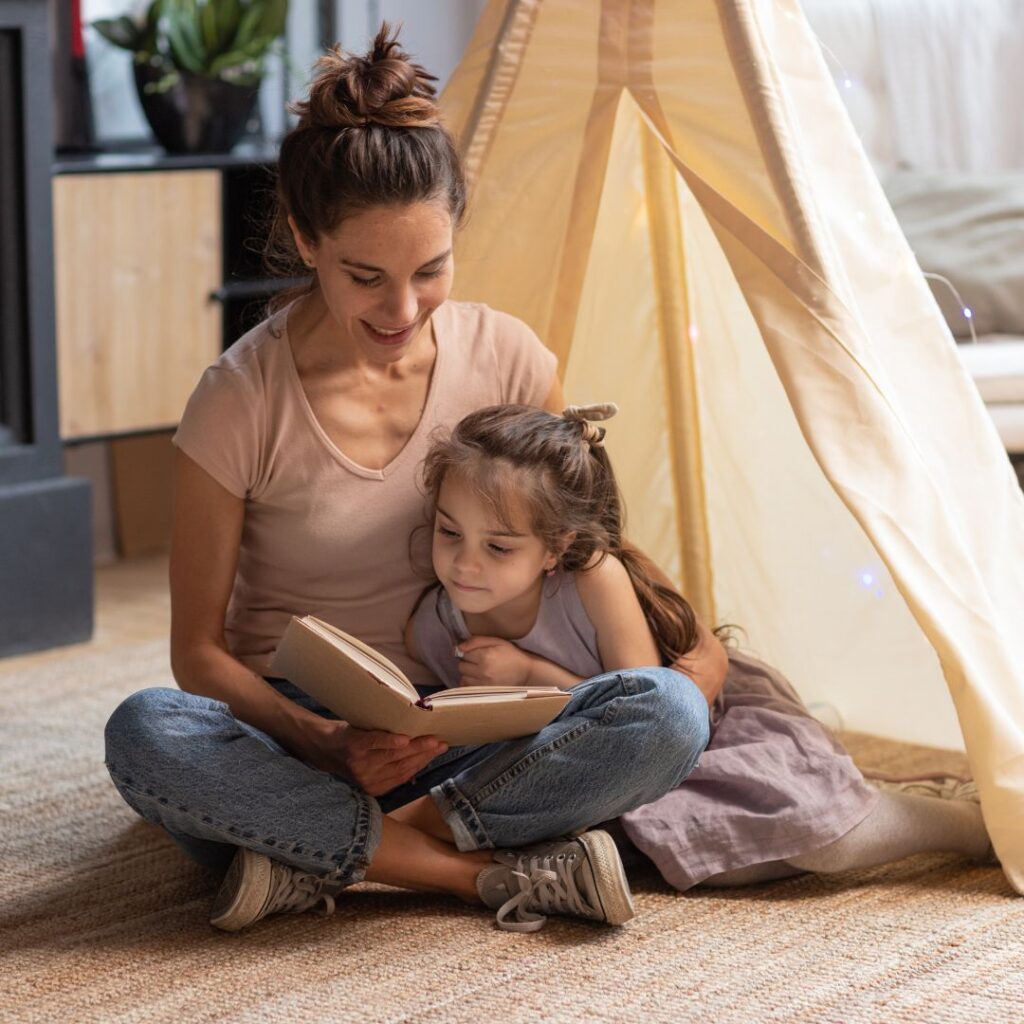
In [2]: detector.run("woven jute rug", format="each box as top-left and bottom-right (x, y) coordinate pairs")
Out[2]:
(2, 640), (1021, 1024)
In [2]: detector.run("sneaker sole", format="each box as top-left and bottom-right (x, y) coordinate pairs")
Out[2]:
(209, 847), (272, 932)
(579, 830), (636, 926)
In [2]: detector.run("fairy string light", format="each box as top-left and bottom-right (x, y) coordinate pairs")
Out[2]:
(801, 4), (979, 339)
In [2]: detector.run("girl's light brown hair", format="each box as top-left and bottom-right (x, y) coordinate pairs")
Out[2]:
(422, 405), (708, 665)
(265, 23), (466, 309)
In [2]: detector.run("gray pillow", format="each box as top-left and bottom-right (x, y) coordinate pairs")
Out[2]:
(883, 170), (1024, 338)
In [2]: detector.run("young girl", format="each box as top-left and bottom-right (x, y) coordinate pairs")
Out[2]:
(405, 402), (706, 693)
(407, 403), (995, 892)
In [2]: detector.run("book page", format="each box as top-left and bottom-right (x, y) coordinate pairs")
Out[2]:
(303, 617), (417, 700)
(425, 685), (564, 704)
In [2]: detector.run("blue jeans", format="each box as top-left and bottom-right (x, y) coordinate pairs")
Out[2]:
(103, 669), (709, 885)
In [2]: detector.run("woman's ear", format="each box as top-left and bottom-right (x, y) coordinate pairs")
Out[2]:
(287, 215), (317, 269)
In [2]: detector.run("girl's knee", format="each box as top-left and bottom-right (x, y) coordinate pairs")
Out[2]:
(649, 669), (710, 744)
(627, 668), (710, 783)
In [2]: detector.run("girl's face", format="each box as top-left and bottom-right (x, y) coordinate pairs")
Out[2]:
(290, 201), (454, 365)
(431, 473), (560, 617)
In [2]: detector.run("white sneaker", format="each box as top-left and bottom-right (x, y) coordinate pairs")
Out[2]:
(477, 829), (635, 932)
(210, 847), (341, 932)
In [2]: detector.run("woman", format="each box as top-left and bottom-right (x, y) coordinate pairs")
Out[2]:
(103, 26), (719, 934)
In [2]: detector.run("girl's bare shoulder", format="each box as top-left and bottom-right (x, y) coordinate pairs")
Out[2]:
(574, 553), (633, 605)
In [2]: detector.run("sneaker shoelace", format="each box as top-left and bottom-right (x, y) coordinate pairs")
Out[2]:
(268, 862), (338, 918)
(494, 851), (591, 933)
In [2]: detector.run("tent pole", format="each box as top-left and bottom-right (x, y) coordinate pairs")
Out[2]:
(458, 0), (543, 186)
(639, 121), (716, 625)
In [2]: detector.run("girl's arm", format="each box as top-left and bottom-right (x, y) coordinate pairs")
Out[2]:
(575, 554), (662, 671)
(455, 552), (697, 692)
(453, 635), (585, 690)
(548, 375), (726, 702)
(577, 553), (727, 706)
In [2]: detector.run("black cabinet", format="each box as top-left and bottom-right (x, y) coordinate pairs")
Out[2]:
(0, 0), (91, 657)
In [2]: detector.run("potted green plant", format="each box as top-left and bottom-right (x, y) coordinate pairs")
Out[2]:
(93, 0), (288, 154)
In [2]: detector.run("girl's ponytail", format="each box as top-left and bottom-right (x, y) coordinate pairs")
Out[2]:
(615, 542), (700, 665)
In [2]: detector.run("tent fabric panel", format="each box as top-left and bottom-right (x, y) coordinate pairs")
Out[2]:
(446, 0), (607, 344)
(696, 0), (1024, 885)
(441, 0), (1024, 891)
(678, 180), (958, 750)
(560, 94), (685, 593)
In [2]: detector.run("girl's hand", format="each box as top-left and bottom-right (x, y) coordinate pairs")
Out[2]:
(295, 714), (446, 796)
(456, 636), (535, 687)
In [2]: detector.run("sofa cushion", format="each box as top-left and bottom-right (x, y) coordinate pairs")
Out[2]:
(956, 336), (1024, 404)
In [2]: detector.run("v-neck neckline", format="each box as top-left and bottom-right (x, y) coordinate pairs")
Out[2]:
(282, 302), (447, 481)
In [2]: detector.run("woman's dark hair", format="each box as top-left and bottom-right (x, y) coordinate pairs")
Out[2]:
(422, 405), (712, 665)
(265, 23), (466, 310)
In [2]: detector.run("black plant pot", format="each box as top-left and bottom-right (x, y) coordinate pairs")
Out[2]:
(134, 62), (260, 154)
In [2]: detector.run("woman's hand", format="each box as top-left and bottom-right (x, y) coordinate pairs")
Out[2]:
(456, 636), (535, 687)
(295, 714), (447, 796)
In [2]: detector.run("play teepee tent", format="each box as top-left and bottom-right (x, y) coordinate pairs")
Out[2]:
(440, 0), (1024, 891)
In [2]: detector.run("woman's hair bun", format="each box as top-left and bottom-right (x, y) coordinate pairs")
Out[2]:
(292, 22), (440, 130)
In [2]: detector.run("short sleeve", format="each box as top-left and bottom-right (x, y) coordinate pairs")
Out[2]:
(491, 311), (559, 408)
(172, 366), (262, 499)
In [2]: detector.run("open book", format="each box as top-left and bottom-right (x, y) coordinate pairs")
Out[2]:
(270, 615), (572, 746)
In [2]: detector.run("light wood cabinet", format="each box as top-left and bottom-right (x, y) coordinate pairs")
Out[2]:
(52, 170), (223, 439)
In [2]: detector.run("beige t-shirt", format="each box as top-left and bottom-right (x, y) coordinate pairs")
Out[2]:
(172, 299), (557, 684)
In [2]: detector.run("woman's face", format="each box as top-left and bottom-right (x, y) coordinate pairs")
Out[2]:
(291, 200), (454, 364)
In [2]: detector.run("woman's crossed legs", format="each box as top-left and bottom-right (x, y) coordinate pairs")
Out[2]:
(104, 668), (710, 930)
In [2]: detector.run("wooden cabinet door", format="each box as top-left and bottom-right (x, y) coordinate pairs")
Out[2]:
(53, 170), (222, 439)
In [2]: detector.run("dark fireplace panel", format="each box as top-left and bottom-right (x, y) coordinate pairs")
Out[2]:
(0, 2), (92, 658)
(0, 29), (29, 447)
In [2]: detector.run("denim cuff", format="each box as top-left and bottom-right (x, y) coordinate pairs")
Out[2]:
(335, 788), (384, 884)
(431, 779), (493, 852)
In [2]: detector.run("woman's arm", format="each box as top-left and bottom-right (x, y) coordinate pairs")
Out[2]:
(671, 620), (729, 707)
(640, 557), (728, 706)
(170, 450), (443, 794)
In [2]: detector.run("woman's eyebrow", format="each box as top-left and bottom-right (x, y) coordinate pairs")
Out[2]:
(340, 249), (452, 273)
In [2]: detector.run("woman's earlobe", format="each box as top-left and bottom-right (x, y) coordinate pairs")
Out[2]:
(287, 215), (316, 267)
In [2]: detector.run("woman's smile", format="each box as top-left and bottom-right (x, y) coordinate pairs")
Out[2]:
(360, 319), (420, 347)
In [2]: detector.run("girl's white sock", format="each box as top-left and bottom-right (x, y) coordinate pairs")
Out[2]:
(786, 791), (992, 873)
(700, 790), (992, 886)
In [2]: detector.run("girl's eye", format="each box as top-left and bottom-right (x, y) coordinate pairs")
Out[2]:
(437, 526), (460, 539)
(417, 268), (445, 280)
(488, 543), (513, 556)
(349, 273), (382, 288)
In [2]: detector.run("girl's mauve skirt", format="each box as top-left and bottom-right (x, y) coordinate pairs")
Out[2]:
(621, 650), (879, 889)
